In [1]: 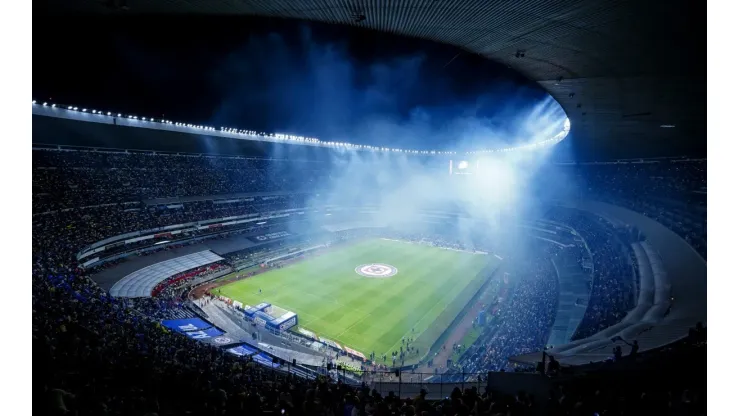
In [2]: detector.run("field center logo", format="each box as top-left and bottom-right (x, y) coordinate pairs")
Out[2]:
(355, 263), (398, 279)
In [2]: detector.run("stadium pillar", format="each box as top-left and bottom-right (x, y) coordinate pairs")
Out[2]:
(439, 374), (443, 398)
(398, 369), (402, 397)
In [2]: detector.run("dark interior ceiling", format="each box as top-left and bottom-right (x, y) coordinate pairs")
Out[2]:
(37, 0), (706, 160)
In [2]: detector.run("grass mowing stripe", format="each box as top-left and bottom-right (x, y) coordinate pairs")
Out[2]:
(340, 247), (454, 353)
(349, 247), (487, 355)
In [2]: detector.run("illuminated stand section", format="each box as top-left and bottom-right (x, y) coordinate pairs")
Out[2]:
(238, 302), (299, 335)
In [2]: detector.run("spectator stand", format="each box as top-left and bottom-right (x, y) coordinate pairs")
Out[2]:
(108, 250), (227, 297)
(546, 245), (592, 346)
(510, 200), (705, 366)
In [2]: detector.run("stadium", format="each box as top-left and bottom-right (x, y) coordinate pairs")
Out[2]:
(32, 1), (707, 415)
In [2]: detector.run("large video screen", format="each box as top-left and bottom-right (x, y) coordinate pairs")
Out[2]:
(449, 159), (479, 175)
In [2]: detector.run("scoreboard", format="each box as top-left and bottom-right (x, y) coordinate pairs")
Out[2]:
(449, 159), (479, 175)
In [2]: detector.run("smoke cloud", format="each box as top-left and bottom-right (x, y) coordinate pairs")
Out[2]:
(209, 26), (572, 250)
(209, 26), (566, 152)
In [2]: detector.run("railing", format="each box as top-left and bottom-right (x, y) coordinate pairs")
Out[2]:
(359, 371), (489, 399)
(313, 369), (552, 402)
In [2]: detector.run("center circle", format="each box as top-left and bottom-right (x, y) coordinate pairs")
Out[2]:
(355, 263), (398, 279)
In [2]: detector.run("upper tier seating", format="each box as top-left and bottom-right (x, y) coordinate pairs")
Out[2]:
(33, 149), (328, 211)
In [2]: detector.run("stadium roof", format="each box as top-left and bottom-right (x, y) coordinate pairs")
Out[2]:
(41, 0), (706, 160)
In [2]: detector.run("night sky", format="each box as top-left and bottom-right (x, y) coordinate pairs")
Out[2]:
(33, 15), (559, 151)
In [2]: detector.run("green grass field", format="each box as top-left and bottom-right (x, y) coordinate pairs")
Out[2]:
(219, 238), (494, 358)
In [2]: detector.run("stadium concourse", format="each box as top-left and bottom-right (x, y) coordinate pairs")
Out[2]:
(32, 109), (706, 414)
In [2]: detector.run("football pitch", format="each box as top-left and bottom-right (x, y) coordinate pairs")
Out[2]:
(219, 238), (495, 359)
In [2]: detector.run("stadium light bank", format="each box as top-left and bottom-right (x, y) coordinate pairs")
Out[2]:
(32, 100), (570, 155)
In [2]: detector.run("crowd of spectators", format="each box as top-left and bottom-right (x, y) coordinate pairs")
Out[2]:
(544, 207), (637, 340)
(34, 149), (706, 262)
(225, 242), (317, 270)
(33, 148), (327, 210)
(32, 197), (304, 263)
(335, 223), (503, 255)
(563, 160), (707, 258)
(151, 262), (231, 297)
(580, 160), (705, 203)
(390, 231), (483, 253)
(453, 251), (559, 375)
(33, 148), (313, 267)
(128, 297), (197, 321)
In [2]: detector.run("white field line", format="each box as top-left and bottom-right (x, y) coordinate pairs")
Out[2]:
(333, 310), (376, 338)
